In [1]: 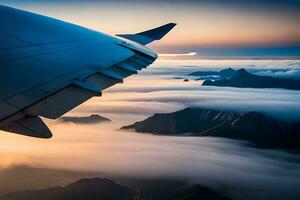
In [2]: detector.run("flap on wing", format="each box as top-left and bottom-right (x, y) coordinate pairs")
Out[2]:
(2, 115), (52, 138)
(0, 50), (157, 137)
(117, 23), (176, 45)
(0, 101), (19, 120)
(26, 84), (100, 119)
(24, 52), (155, 120)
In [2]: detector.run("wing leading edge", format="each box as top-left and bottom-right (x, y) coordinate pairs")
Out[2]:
(0, 5), (176, 138)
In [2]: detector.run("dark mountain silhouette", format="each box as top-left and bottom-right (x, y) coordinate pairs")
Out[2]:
(0, 178), (134, 200)
(122, 107), (300, 149)
(174, 184), (231, 200)
(190, 71), (218, 76)
(189, 68), (237, 80)
(203, 68), (300, 90)
(59, 114), (111, 124)
(219, 68), (238, 79)
(0, 176), (233, 200)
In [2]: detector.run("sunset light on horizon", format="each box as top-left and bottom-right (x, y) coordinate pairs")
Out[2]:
(1, 0), (300, 57)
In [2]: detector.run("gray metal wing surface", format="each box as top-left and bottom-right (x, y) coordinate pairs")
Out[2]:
(0, 5), (176, 138)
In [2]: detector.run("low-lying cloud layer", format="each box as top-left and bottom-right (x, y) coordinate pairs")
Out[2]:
(1, 124), (300, 199)
(78, 60), (300, 121)
(1, 59), (300, 199)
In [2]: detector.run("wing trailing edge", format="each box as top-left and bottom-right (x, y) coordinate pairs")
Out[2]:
(0, 52), (156, 138)
(117, 23), (176, 45)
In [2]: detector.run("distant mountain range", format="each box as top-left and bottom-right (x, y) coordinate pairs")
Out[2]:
(122, 107), (300, 149)
(189, 67), (237, 80)
(59, 114), (111, 124)
(0, 177), (231, 200)
(0, 178), (133, 200)
(174, 184), (231, 200)
(202, 68), (300, 90)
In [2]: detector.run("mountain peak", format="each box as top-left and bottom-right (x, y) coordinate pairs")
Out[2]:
(68, 178), (116, 188)
(235, 68), (251, 76)
(220, 67), (235, 72)
(219, 67), (238, 78)
(178, 184), (231, 200)
(59, 114), (111, 124)
(202, 67), (300, 90)
(0, 177), (134, 200)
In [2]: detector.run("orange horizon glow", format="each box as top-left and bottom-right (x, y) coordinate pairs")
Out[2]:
(3, 2), (300, 49)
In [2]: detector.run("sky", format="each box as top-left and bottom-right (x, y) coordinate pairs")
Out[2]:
(1, 0), (300, 58)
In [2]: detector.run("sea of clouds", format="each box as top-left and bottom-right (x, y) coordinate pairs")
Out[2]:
(1, 59), (300, 199)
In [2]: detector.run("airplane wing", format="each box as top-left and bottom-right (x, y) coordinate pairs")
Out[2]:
(0, 5), (176, 138)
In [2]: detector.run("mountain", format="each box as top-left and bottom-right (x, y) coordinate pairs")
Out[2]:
(0, 178), (134, 200)
(189, 71), (218, 76)
(189, 68), (237, 80)
(219, 68), (238, 78)
(59, 114), (111, 124)
(0, 177), (233, 200)
(203, 68), (300, 90)
(174, 184), (231, 200)
(122, 107), (300, 149)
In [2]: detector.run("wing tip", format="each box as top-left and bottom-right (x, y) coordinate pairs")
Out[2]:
(138, 22), (177, 41)
(117, 22), (177, 45)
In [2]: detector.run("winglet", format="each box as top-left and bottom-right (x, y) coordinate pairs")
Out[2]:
(117, 23), (176, 45)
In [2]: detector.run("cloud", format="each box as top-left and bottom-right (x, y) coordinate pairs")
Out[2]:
(253, 69), (300, 79)
(1, 124), (300, 200)
(158, 52), (198, 58)
(1, 59), (300, 199)
(88, 80), (300, 121)
(0, 165), (101, 195)
(86, 59), (300, 121)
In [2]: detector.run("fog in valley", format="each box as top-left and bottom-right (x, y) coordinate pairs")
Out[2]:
(1, 59), (300, 199)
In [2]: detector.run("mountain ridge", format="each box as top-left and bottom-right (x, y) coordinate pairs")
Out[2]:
(0, 177), (232, 200)
(122, 107), (300, 149)
(0, 177), (134, 200)
(59, 114), (111, 124)
(203, 68), (300, 90)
